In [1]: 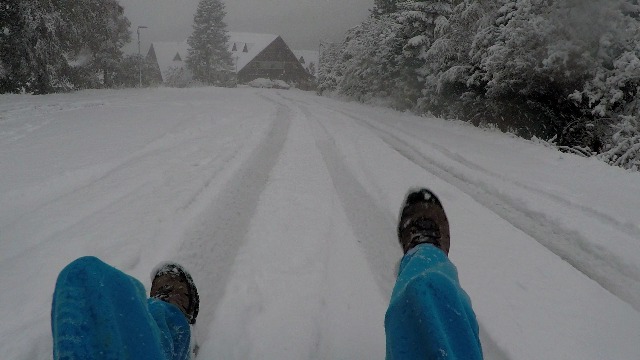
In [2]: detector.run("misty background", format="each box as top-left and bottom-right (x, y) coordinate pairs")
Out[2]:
(120, 0), (373, 53)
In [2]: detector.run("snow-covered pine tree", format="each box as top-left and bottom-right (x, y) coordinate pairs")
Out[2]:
(419, 0), (495, 116)
(462, 0), (596, 138)
(63, 0), (131, 88)
(1, 0), (26, 92)
(567, 0), (640, 119)
(317, 41), (341, 94)
(372, 0), (398, 16)
(3, 0), (72, 94)
(394, 0), (454, 106)
(1, 0), (131, 92)
(320, 0), (454, 108)
(186, 0), (233, 86)
(335, 15), (404, 105)
(568, 0), (640, 168)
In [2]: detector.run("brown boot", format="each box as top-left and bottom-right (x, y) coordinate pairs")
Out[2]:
(150, 263), (199, 324)
(398, 188), (450, 255)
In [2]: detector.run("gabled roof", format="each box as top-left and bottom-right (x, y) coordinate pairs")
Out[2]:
(148, 41), (189, 82)
(227, 32), (279, 72)
(149, 32), (280, 81)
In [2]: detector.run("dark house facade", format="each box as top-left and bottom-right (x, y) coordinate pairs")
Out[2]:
(235, 36), (314, 89)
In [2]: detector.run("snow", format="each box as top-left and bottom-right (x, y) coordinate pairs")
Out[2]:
(1, 87), (639, 360)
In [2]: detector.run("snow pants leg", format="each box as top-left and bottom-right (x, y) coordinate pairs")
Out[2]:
(51, 256), (191, 360)
(385, 244), (483, 360)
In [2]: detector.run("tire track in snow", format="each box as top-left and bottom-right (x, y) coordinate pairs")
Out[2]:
(292, 94), (637, 237)
(292, 97), (510, 360)
(297, 103), (400, 298)
(323, 105), (640, 312)
(203, 94), (388, 359)
(171, 100), (292, 346)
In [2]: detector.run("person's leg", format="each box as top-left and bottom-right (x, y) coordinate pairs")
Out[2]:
(385, 244), (482, 359)
(386, 188), (482, 359)
(51, 256), (191, 360)
(148, 298), (192, 360)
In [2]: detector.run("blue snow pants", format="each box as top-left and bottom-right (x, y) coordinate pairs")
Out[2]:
(385, 244), (483, 359)
(51, 256), (191, 360)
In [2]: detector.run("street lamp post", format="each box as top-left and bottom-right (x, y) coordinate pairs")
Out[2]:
(137, 26), (148, 88)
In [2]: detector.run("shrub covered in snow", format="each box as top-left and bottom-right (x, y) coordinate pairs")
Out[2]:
(164, 66), (193, 88)
(247, 78), (291, 90)
(598, 116), (640, 171)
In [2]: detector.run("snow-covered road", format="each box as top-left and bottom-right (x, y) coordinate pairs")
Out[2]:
(1, 88), (639, 359)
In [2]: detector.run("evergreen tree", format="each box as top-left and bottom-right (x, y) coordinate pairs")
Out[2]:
(372, 0), (398, 16)
(393, 0), (454, 106)
(569, 0), (640, 166)
(335, 16), (405, 105)
(1, 0), (71, 94)
(420, 0), (494, 116)
(317, 41), (341, 94)
(186, 0), (233, 85)
(456, 0), (595, 137)
(569, 0), (640, 119)
(1, 0), (131, 93)
(1, 0), (26, 92)
(61, 0), (131, 88)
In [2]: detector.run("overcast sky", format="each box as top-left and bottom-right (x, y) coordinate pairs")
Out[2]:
(120, 0), (373, 54)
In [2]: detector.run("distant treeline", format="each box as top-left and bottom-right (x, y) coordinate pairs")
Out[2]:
(318, 0), (640, 171)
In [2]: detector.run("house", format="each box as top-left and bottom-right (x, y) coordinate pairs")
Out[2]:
(146, 41), (191, 84)
(147, 32), (315, 89)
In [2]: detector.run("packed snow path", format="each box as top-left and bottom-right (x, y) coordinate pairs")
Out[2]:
(1, 88), (639, 360)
